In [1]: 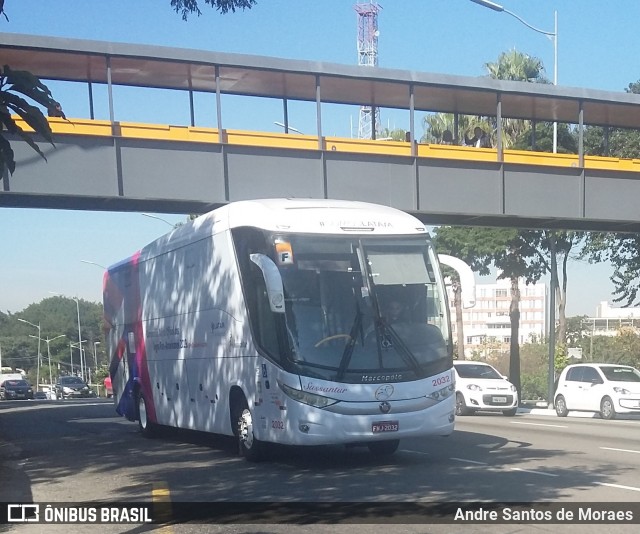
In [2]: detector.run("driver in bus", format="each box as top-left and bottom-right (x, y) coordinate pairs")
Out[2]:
(386, 300), (407, 324)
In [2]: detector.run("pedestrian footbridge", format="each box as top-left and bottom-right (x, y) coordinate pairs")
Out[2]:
(3, 32), (640, 232)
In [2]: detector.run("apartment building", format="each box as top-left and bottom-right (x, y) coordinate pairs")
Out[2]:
(448, 277), (548, 357)
(583, 301), (640, 336)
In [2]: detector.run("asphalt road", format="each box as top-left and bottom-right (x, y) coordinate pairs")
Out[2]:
(0, 399), (639, 534)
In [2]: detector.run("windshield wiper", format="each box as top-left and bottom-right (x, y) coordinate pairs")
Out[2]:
(376, 318), (423, 377)
(336, 308), (364, 380)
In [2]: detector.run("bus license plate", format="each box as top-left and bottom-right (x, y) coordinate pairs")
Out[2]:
(493, 396), (507, 403)
(372, 421), (399, 433)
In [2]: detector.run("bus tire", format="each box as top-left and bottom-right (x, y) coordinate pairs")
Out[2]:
(137, 391), (157, 438)
(367, 439), (400, 456)
(237, 399), (265, 462)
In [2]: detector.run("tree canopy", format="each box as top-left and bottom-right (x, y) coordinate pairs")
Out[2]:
(170, 0), (256, 20)
(485, 49), (548, 83)
(0, 297), (104, 386)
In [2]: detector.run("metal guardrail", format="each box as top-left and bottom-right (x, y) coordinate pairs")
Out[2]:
(19, 117), (640, 174)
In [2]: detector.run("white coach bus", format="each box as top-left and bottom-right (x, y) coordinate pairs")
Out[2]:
(104, 199), (470, 461)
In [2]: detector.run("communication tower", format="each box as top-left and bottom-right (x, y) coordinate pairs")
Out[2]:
(355, 1), (382, 139)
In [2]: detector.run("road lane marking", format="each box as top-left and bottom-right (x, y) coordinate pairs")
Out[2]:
(450, 460), (558, 477)
(152, 482), (174, 532)
(597, 482), (640, 493)
(600, 446), (640, 455)
(510, 467), (558, 477)
(450, 458), (488, 465)
(510, 421), (568, 428)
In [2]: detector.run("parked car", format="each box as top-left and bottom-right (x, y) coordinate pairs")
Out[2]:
(54, 375), (92, 400)
(453, 360), (519, 416)
(0, 379), (34, 400)
(554, 363), (640, 420)
(34, 391), (49, 400)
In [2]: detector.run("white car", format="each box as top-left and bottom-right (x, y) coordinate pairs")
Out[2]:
(554, 363), (640, 420)
(453, 361), (518, 416)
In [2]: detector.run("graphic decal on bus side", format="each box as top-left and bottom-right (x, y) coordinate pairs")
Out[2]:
(103, 251), (156, 424)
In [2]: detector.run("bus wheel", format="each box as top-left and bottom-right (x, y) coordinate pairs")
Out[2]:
(367, 439), (399, 456)
(237, 400), (265, 462)
(137, 392), (156, 437)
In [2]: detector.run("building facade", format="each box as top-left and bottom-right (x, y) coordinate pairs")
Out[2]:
(584, 301), (640, 336)
(449, 277), (548, 358)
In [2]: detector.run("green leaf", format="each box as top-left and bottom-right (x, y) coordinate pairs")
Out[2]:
(3, 65), (56, 109)
(0, 112), (20, 135)
(2, 91), (54, 144)
(11, 125), (49, 163)
(0, 134), (16, 175)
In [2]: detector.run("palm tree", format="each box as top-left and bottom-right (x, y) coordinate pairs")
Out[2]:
(484, 49), (549, 83)
(423, 50), (549, 150)
(422, 113), (484, 145)
(485, 49), (550, 149)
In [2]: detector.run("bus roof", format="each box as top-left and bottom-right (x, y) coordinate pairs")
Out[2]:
(109, 199), (430, 270)
(224, 198), (429, 235)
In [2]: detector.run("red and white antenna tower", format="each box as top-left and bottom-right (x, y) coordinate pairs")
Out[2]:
(354, 1), (382, 139)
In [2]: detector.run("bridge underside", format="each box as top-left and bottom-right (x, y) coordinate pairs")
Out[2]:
(3, 132), (639, 233)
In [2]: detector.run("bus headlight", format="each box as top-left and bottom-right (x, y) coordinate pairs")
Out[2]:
(428, 383), (455, 401)
(278, 381), (339, 408)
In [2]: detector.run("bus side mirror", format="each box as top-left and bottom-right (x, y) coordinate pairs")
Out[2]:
(438, 254), (476, 309)
(250, 253), (285, 314)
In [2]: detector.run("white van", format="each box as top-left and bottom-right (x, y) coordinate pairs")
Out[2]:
(554, 363), (640, 419)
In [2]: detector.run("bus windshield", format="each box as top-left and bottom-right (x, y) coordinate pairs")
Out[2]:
(241, 231), (451, 384)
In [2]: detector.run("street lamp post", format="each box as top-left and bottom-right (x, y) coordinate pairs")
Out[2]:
(93, 341), (101, 373)
(470, 0), (558, 153)
(33, 334), (65, 392)
(70, 341), (87, 376)
(141, 213), (176, 227)
(49, 292), (84, 379)
(18, 318), (41, 391)
(72, 298), (84, 380)
(274, 121), (304, 135)
(80, 260), (107, 270)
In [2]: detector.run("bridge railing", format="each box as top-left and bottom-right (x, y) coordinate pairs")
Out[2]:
(18, 117), (640, 175)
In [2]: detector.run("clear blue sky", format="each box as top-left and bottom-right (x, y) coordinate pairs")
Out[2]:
(1, 0), (633, 315)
